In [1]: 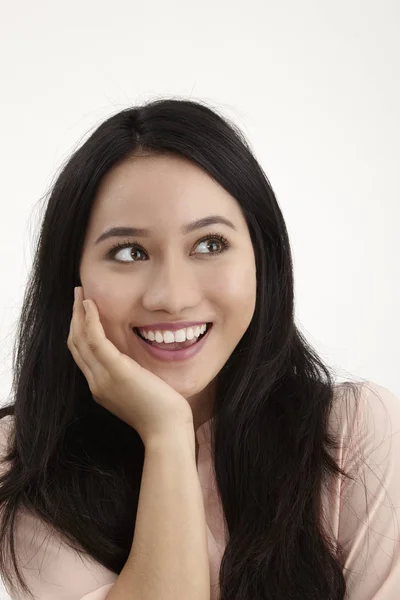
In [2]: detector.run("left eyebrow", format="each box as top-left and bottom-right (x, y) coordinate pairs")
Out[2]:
(95, 215), (237, 245)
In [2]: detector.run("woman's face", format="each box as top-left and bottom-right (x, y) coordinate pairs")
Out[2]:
(79, 152), (257, 422)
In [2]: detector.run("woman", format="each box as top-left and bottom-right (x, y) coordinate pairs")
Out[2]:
(0, 98), (399, 600)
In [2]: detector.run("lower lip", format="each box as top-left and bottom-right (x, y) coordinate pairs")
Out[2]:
(133, 326), (212, 362)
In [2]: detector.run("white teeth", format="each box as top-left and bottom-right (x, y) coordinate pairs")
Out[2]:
(137, 323), (209, 344)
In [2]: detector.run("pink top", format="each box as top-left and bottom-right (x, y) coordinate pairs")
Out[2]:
(0, 380), (400, 599)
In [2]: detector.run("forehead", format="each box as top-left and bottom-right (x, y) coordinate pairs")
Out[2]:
(87, 153), (244, 234)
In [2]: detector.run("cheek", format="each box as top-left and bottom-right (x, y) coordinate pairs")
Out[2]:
(210, 262), (257, 321)
(80, 282), (130, 337)
(82, 282), (117, 311)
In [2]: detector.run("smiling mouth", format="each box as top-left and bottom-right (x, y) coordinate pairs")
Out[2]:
(133, 323), (213, 350)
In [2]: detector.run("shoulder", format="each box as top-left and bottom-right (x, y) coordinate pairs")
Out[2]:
(0, 413), (117, 599)
(328, 381), (400, 597)
(329, 380), (400, 467)
(327, 379), (400, 515)
(354, 380), (400, 441)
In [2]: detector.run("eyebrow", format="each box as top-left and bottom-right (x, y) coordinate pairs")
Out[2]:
(95, 215), (237, 245)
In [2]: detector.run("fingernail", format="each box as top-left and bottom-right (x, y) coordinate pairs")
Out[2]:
(74, 287), (78, 301)
(83, 300), (88, 313)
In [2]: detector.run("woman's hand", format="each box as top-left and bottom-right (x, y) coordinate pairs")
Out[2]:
(67, 287), (194, 445)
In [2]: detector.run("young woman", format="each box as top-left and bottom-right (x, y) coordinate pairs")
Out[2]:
(0, 98), (399, 600)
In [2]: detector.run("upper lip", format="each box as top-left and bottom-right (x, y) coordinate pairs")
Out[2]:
(134, 321), (212, 332)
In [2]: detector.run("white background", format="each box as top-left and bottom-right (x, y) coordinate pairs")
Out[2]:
(0, 0), (399, 597)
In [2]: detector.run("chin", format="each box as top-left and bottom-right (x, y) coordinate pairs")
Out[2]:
(155, 371), (206, 398)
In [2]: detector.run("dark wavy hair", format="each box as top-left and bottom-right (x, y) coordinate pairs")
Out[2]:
(0, 97), (364, 599)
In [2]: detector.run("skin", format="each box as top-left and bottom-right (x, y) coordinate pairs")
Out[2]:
(79, 151), (257, 458)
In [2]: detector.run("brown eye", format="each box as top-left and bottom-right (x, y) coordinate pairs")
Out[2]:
(194, 234), (230, 255)
(107, 242), (147, 263)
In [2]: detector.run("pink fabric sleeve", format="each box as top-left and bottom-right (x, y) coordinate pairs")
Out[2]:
(1, 507), (118, 599)
(338, 382), (400, 598)
(1, 415), (118, 599)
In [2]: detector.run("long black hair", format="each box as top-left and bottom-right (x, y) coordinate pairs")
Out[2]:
(0, 97), (364, 599)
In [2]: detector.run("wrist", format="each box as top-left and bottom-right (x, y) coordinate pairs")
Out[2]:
(145, 423), (196, 457)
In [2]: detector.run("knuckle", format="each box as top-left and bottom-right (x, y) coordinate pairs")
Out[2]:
(68, 328), (77, 343)
(87, 338), (98, 352)
(90, 382), (102, 401)
(86, 374), (97, 393)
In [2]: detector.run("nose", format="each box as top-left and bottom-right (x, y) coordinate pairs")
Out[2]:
(141, 255), (202, 315)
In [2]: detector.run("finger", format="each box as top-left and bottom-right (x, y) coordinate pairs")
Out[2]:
(69, 287), (100, 372)
(73, 290), (136, 388)
(81, 298), (124, 376)
(67, 331), (94, 387)
(71, 287), (86, 338)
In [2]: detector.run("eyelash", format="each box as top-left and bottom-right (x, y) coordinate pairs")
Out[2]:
(106, 232), (230, 263)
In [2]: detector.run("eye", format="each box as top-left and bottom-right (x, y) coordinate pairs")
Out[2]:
(106, 233), (230, 264)
(194, 233), (230, 255)
(107, 241), (147, 263)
